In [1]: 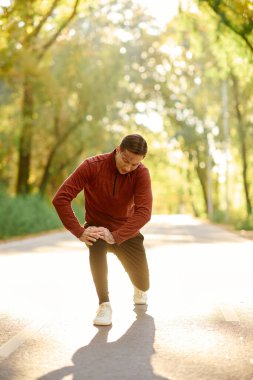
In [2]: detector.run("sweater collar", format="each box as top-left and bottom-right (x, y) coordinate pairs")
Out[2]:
(108, 149), (118, 173)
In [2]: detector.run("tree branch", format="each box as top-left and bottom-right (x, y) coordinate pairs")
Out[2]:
(201, 0), (253, 53)
(38, 0), (80, 59)
(55, 117), (84, 146)
(24, 0), (60, 45)
(240, 34), (253, 53)
(56, 145), (84, 173)
(219, 16), (253, 53)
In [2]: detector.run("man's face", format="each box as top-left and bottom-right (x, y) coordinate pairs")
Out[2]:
(115, 147), (144, 174)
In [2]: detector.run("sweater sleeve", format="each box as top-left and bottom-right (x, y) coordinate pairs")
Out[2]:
(52, 160), (90, 238)
(111, 168), (152, 244)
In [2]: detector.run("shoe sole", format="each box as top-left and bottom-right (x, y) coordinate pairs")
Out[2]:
(93, 321), (112, 326)
(134, 302), (147, 305)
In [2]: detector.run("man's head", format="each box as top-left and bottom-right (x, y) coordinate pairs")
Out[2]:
(115, 134), (147, 175)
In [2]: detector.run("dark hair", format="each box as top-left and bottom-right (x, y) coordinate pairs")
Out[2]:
(120, 134), (148, 156)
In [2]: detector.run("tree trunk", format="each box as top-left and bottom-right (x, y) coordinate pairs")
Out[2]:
(39, 145), (84, 196)
(38, 117), (83, 196)
(39, 147), (57, 196)
(231, 74), (252, 216)
(195, 165), (208, 214)
(16, 76), (34, 194)
(187, 166), (199, 217)
(193, 148), (208, 214)
(213, 171), (220, 211)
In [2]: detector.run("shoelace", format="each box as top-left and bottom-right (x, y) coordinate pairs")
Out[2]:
(97, 305), (109, 317)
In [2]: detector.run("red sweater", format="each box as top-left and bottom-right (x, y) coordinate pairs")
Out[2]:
(52, 150), (152, 244)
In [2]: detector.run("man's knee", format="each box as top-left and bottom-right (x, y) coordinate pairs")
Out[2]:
(89, 238), (107, 254)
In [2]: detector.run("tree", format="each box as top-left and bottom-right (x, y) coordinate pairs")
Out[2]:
(198, 0), (253, 216)
(230, 72), (252, 215)
(20, 0), (165, 196)
(0, 0), (82, 194)
(37, 32), (125, 195)
(199, 0), (253, 53)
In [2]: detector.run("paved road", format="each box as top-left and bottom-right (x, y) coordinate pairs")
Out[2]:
(0, 215), (253, 380)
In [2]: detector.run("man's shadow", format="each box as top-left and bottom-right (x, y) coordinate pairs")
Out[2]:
(37, 306), (169, 380)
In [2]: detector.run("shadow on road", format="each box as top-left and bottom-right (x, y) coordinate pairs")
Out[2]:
(36, 306), (169, 380)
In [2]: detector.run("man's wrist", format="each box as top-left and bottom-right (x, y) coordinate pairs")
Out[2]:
(78, 229), (85, 239)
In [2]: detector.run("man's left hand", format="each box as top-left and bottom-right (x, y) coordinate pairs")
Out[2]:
(98, 227), (115, 244)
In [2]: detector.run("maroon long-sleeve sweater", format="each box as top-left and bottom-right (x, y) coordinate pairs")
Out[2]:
(52, 150), (152, 244)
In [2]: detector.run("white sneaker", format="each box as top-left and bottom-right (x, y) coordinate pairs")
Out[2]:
(93, 302), (112, 326)
(133, 286), (148, 305)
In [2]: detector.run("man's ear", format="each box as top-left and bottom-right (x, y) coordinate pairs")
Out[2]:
(116, 146), (120, 153)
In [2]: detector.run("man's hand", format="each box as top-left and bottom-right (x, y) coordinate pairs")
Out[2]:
(79, 226), (115, 246)
(98, 227), (115, 244)
(79, 226), (102, 247)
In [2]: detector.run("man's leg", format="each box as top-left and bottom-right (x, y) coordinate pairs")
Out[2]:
(89, 239), (109, 304)
(112, 233), (149, 292)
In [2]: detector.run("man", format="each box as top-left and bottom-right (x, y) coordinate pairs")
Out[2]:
(52, 134), (152, 325)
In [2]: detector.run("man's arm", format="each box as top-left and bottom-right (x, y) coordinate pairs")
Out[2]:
(111, 167), (152, 244)
(52, 160), (90, 238)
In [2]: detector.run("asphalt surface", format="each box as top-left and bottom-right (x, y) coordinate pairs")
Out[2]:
(0, 215), (253, 380)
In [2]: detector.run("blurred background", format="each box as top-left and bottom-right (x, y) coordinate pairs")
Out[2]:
(0, 0), (252, 239)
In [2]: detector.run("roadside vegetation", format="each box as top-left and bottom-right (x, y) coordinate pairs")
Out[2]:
(0, 190), (84, 239)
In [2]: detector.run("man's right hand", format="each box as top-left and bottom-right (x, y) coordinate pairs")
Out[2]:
(79, 226), (102, 247)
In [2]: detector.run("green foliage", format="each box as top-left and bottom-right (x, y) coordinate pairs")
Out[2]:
(211, 209), (228, 223)
(235, 214), (253, 231)
(0, 192), (61, 239)
(211, 208), (253, 231)
(160, 5), (253, 221)
(199, 0), (253, 53)
(0, 187), (85, 239)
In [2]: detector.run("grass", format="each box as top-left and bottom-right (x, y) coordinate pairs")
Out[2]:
(0, 192), (84, 240)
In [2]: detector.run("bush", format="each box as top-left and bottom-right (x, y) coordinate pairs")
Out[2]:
(235, 214), (253, 231)
(209, 207), (253, 232)
(210, 210), (228, 223)
(0, 192), (84, 239)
